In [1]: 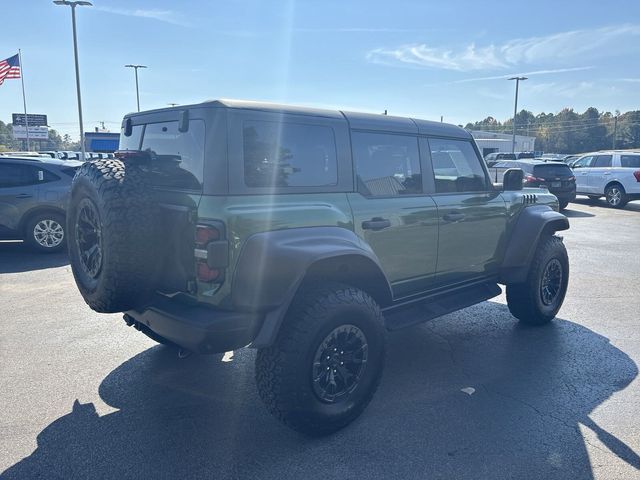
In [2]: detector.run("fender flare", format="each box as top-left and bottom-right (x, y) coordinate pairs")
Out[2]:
(231, 226), (392, 348)
(499, 205), (569, 284)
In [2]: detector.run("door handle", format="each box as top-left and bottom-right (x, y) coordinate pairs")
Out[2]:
(443, 211), (465, 222)
(15, 193), (33, 199)
(362, 217), (391, 231)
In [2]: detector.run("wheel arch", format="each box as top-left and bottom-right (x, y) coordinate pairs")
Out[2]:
(233, 226), (392, 348)
(499, 205), (569, 285)
(604, 180), (625, 192)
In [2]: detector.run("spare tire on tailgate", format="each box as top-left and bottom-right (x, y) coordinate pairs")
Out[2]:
(67, 158), (160, 313)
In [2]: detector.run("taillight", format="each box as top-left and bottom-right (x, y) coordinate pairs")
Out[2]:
(194, 224), (227, 284)
(114, 150), (150, 161)
(195, 225), (219, 245)
(634, 170), (640, 182)
(524, 174), (544, 184)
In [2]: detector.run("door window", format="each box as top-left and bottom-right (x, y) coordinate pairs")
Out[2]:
(573, 156), (594, 168)
(352, 132), (421, 197)
(119, 124), (144, 151)
(428, 139), (489, 193)
(593, 155), (612, 167)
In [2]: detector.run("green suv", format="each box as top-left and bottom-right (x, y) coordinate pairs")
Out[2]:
(67, 100), (570, 435)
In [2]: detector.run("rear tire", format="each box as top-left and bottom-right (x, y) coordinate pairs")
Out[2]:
(506, 235), (569, 326)
(605, 183), (628, 208)
(559, 200), (569, 210)
(587, 195), (600, 201)
(24, 212), (66, 253)
(67, 159), (160, 313)
(255, 284), (386, 436)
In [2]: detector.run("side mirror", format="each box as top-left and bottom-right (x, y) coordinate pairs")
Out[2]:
(503, 168), (524, 191)
(178, 109), (190, 133)
(572, 164), (580, 169)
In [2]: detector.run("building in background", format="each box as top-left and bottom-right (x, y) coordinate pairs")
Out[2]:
(469, 130), (536, 157)
(84, 128), (119, 153)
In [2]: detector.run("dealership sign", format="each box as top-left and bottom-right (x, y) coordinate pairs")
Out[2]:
(12, 125), (49, 140)
(12, 113), (48, 127)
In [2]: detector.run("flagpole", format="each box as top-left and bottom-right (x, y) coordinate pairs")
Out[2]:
(18, 49), (30, 151)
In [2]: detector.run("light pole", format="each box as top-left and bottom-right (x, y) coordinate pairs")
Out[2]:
(53, 0), (92, 160)
(508, 76), (527, 153)
(125, 64), (147, 112)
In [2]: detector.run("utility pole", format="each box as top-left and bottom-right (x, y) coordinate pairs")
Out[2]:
(508, 76), (527, 153)
(54, 0), (92, 160)
(612, 115), (618, 149)
(125, 64), (147, 112)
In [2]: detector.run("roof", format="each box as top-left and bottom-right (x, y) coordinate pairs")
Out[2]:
(0, 156), (83, 167)
(124, 98), (470, 139)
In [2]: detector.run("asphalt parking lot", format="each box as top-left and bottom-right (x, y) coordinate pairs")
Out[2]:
(1, 197), (639, 480)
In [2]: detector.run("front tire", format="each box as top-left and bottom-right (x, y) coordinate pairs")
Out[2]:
(255, 284), (386, 436)
(506, 235), (569, 325)
(24, 212), (66, 253)
(605, 184), (628, 209)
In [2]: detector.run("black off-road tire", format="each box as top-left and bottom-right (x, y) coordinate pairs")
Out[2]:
(67, 159), (160, 313)
(506, 235), (569, 325)
(255, 284), (386, 436)
(605, 183), (628, 209)
(24, 212), (67, 253)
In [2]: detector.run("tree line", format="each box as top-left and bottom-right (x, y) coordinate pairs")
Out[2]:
(0, 120), (80, 152)
(465, 107), (640, 154)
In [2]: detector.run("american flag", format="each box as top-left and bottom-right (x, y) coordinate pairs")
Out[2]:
(0, 54), (21, 86)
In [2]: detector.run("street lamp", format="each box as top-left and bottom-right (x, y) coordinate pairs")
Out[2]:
(53, 0), (92, 160)
(125, 64), (147, 112)
(508, 76), (527, 154)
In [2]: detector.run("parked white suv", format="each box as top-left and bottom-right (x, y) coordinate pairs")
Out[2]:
(571, 151), (640, 208)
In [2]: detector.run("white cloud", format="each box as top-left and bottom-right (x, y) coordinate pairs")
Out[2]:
(368, 24), (640, 71)
(94, 7), (190, 27)
(367, 43), (506, 71)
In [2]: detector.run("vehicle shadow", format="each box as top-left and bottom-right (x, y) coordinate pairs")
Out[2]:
(0, 241), (69, 274)
(573, 197), (640, 212)
(561, 208), (595, 218)
(2, 302), (638, 480)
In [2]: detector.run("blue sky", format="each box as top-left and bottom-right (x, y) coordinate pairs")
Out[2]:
(1, 0), (639, 139)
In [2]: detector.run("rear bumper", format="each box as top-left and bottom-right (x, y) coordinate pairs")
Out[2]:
(125, 295), (264, 354)
(551, 189), (576, 202)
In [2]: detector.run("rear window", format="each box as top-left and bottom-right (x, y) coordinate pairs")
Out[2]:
(140, 120), (205, 190)
(119, 124), (143, 151)
(533, 164), (573, 177)
(621, 155), (640, 168)
(243, 120), (337, 188)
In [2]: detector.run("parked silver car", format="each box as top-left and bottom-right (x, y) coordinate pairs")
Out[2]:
(0, 156), (82, 252)
(571, 151), (640, 208)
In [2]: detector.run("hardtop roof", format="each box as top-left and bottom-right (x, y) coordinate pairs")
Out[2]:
(124, 99), (471, 139)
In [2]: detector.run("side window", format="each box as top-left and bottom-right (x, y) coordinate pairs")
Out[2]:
(140, 120), (205, 190)
(119, 124), (143, 151)
(574, 156), (594, 168)
(428, 138), (488, 193)
(621, 155), (640, 168)
(352, 132), (421, 197)
(243, 120), (337, 188)
(0, 164), (39, 188)
(0, 164), (25, 188)
(593, 155), (612, 168)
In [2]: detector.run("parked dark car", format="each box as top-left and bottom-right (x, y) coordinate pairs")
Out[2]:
(0, 156), (82, 252)
(489, 159), (576, 209)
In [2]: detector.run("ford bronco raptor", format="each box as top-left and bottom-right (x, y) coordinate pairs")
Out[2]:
(67, 100), (569, 435)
